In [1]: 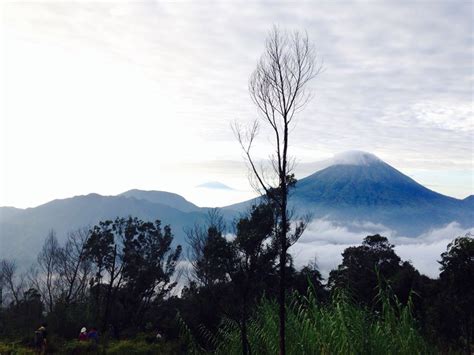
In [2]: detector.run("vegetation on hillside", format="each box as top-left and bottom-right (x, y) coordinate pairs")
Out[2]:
(1, 208), (472, 354)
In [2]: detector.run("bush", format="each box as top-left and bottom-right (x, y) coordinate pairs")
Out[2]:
(61, 339), (101, 354)
(0, 342), (34, 355)
(106, 340), (180, 355)
(183, 286), (435, 354)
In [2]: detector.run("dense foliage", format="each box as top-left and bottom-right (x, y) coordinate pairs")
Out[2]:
(182, 287), (431, 355)
(0, 211), (472, 354)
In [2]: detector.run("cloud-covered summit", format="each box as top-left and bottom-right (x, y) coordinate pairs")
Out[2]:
(329, 151), (382, 167)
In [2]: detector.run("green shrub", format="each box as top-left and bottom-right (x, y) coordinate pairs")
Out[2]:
(183, 286), (435, 355)
(0, 342), (34, 355)
(61, 339), (101, 354)
(106, 340), (180, 355)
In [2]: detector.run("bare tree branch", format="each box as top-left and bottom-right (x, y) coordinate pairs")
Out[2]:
(233, 25), (320, 355)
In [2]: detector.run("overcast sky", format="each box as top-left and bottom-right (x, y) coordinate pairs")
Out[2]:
(1, 0), (472, 208)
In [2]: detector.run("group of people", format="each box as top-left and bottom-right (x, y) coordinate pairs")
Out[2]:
(34, 323), (99, 354)
(78, 326), (99, 343)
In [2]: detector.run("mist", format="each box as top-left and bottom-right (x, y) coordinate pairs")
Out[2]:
(290, 219), (472, 279)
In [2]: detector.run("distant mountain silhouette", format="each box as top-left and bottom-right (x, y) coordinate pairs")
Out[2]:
(0, 193), (211, 266)
(1, 151), (472, 266)
(0, 206), (23, 220)
(119, 189), (200, 212)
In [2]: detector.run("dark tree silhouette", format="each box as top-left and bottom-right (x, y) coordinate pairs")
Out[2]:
(184, 206), (278, 354)
(436, 234), (474, 350)
(290, 258), (326, 302)
(84, 217), (181, 333)
(186, 210), (233, 288)
(84, 219), (123, 331)
(328, 234), (417, 306)
(231, 203), (278, 354)
(233, 26), (321, 355)
(121, 218), (181, 327)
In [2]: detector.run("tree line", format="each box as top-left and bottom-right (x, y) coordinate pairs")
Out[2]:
(0, 207), (472, 353)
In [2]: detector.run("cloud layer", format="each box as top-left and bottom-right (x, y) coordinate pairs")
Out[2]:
(290, 219), (473, 279)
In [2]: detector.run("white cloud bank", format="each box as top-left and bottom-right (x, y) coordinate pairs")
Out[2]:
(290, 219), (473, 279)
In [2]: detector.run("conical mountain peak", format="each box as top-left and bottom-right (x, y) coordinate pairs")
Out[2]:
(295, 151), (452, 209)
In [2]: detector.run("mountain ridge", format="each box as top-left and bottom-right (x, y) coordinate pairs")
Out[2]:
(1, 151), (472, 266)
(119, 189), (200, 212)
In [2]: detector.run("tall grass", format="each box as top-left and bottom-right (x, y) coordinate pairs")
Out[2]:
(181, 285), (434, 355)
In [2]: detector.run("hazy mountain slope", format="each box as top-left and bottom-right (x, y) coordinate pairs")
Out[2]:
(0, 207), (23, 220)
(294, 163), (456, 207)
(463, 195), (474, 207)
(0, 193), (208, 266)
(119, 189), (200, 212)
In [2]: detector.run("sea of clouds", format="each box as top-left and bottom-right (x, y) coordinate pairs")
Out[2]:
(172, 219), (472, 295)
(290, 219), (473, 279)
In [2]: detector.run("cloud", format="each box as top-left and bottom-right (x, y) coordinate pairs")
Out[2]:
(1, 1), (472, 208)
(290, 219), (473, 279)
(196, 181), (235, 190)
(411, 99), (473, 132)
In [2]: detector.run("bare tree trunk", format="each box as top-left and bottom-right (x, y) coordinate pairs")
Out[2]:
(278, 168), (289, 354)
(234, 26), (320, 355)
(278, 254), (286, 355)
(102, 245), (117, 333)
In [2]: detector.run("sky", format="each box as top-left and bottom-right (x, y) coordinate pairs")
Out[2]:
(0, 0), (473, 209)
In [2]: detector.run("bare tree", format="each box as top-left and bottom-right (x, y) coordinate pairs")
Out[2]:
(0, 259), (26, 305)
(34, 230), (62, 313)
(233, 26), (320, 355)
(57, 227), (92, 306)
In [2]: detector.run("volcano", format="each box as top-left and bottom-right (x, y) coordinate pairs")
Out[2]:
(227, 151), (472, 236)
